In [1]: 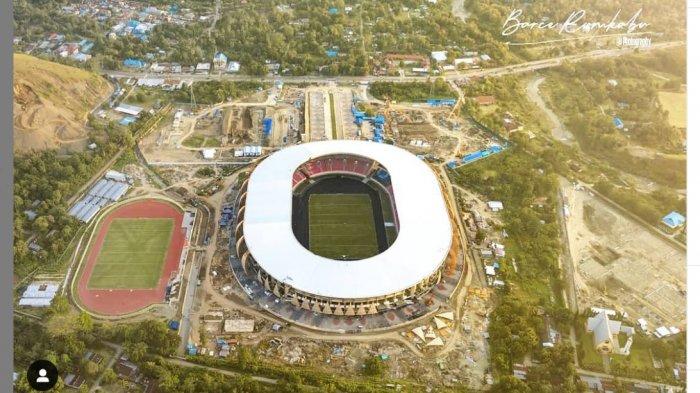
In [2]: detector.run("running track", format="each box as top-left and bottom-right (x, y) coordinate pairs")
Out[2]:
(76, 199), (186, 315)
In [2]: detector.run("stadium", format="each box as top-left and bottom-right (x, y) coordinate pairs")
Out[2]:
(233, 140), (452, 316)
(74, 197), (194, 316)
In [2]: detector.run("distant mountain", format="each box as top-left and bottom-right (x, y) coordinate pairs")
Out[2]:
(13, 54), (111, 153)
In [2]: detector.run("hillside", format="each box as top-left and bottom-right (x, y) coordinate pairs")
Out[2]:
(13, 54), (111, 153)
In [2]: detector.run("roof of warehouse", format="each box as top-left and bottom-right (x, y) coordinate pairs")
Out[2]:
(243, 140), (452, 299)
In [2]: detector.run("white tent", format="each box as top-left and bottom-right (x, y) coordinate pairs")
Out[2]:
(426, 337), (444, 347)
(434, 317), (448, 330)
(411, 326), (426, 341)
(437, 311), (454, 321)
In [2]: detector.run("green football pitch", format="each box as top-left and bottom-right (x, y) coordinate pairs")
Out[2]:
(88, 218), (174, 289)
(308, 194), (378, 260)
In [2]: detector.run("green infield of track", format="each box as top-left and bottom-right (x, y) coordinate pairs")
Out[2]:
(88, 218), (174, 289)
(308, 194), (378, 260)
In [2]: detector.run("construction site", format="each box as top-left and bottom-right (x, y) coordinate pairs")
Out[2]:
(561, 179), (686, 331)
(90, 78), (514, 389)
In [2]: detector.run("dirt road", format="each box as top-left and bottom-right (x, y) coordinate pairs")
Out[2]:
(526, 76), (575, 145)
(451, 0), (470, 21)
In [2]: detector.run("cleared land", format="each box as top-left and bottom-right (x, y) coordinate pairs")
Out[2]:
(88, 218), (174, 289)
(13, 54), (111, 153)
(657, 91), (687, 128)
(308, 194), (378, 260)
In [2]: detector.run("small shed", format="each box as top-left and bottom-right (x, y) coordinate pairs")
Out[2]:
(662, 211), (686, 229)
(487, 201), (504, 212)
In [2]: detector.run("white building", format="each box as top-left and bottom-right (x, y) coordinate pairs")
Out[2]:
(431, 51), (448, 63)
(487, 201), (504, 212)
(202, 148), (216, 159)
(195, 62), (211, 74)
(213, 52), (228, 71)
(226, 61), (241, 73)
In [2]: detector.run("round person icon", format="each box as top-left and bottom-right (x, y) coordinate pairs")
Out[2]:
(36, 368), (50, 383)
(27, 360), (58, 391)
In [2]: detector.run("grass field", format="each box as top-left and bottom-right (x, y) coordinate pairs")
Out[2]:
(88, 218), (174, 289)
(308, 194), (378, 260)
(658, 91), (687, 128)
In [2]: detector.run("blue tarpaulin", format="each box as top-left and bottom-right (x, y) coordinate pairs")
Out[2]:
(119, 116), (136, 126)
(613, 116), (624, 129)
(662, 211), (686, 229)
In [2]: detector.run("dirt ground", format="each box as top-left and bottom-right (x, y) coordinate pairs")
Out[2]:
(13, 54), (112, 153)
(561, 179), (686, 329)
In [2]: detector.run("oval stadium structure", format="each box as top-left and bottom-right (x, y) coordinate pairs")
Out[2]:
(233, 140), (452, 316)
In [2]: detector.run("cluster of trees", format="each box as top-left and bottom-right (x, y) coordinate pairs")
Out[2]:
(13, 106), (148, 276)
(542, 56), (686, 188)
(453, 144), (581, 391)
(369, 79), (456, 102)
(173, 80), (264, 105)
(187, 348), (401, 392)
(15, 0), (686, 76)
(14, 311), (275, 393)
(595, 180), (686, 226)
(463, 75), (549, 137)
(14, 302), (102, 392)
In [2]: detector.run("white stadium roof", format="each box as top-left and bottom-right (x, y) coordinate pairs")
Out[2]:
(243, 140), (452, 299)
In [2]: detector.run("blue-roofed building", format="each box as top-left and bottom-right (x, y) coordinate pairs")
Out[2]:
(262, 117), (273, 136)
(662, 211), (686, 230)
(119, 116), (137, 126)
(328, 7), (339, 15)
(326, 49), (338, 58)
(213, 52), (228, 71)
(613, 116), (624, 129)
(123, 58), (145, 69)
(427, 98), (457, 107)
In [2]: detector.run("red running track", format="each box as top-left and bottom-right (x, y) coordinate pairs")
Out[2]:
(76, 199), (186, 316)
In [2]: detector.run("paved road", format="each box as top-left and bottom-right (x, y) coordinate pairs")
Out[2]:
(166, 357), (279, 385)
(177, 251), (202, 355)
(90, 342), (122, 393)
(103, 41), (683, 84)
(576, 368), (681, 391)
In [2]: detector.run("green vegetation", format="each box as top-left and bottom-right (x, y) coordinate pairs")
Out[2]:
(308, 194), (378, 259)
(370, 79), (456, 102)
(174, 80), (264, 105)
(14, 0), (686, 76)
(182, 133), (221, 148)
(195, 166), (216, 178)
(111, 148), (138, 171)
(186, 349), (408, 392)
(14, 312), (276, 393)
(329, 93), (338, 139)
(452, 142), (580, 391)
(462, 75), (550, 137)
(541, 54), (686, 188)
(657, 91), (687, 128)
(363, 356), (388, 377)
(88, 218), (173, 289)
(575, 315), (685, 384)
(594, 180), (686, 225)
(13, 126), (131, 276)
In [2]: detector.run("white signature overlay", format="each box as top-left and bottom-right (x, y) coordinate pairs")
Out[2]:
(502, 8), (650, 37)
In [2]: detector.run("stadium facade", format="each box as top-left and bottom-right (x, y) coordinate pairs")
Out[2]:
(233, 140), (452, 316)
